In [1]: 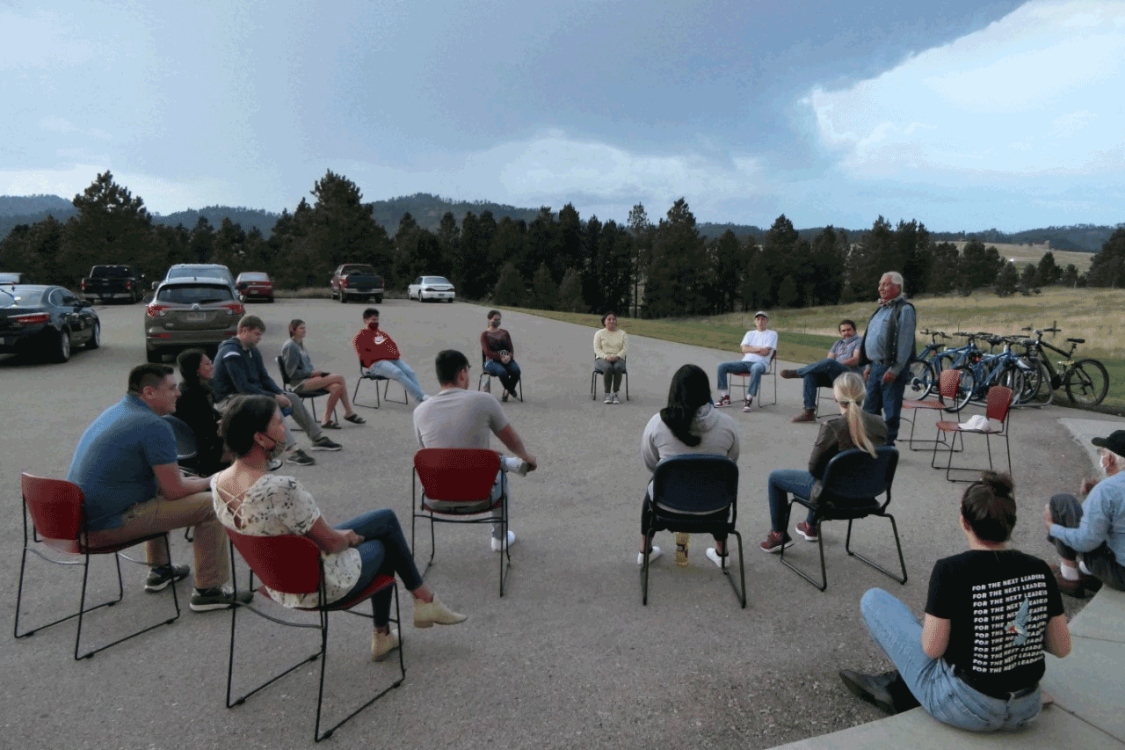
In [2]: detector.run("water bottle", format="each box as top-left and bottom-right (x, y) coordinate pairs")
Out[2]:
(675, 532), (690, 567)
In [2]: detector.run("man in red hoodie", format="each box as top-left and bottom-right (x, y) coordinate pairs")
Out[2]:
(352, 308), (428, 403)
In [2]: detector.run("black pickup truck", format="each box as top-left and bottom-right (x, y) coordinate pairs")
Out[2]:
(331, 264), (384, 303)
(81, 265), (144, 303)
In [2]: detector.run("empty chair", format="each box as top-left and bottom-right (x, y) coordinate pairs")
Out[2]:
(930, 385), (1014, 482)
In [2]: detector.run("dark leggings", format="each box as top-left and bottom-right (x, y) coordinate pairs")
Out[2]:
(335, 509), (424, 626)
(595, 358), (626, 392)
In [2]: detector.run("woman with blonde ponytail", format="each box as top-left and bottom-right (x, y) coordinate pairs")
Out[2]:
(759, 372), (889, 552)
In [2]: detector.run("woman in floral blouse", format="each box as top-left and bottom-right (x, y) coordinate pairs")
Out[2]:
(212, 395), (467, 662)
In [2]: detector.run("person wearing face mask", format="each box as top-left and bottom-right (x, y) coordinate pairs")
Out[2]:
(352, 308), (428, 403)
(1045, 429), (1125, 597)
(173, 348), (233, 475)
(480, 309), (520, 402)
(212, 395), (467, 662)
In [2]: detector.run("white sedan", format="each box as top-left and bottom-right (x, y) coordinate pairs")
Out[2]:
(408, 275), (456, 302)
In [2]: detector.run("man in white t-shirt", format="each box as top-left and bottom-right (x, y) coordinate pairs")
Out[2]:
(413, 350), (538, 553)
(715, 311), (777, 413)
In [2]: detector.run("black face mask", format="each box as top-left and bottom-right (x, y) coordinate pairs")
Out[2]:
(489, 319), (500, 328)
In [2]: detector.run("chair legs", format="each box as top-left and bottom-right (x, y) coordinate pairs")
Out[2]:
(591, 370), (628, 400)
(225, 563), (405, 742)
(479, 372), (524, 401)
(411, 490), (510, 597)
(640, 527), (745, 608)
(354, 376), (408, 409)
(779, 501), (907, 592)
(931, 429), (1011, 482)
(14, 532), (181, 660)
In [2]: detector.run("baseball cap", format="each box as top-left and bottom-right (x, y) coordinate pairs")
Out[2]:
(1091, 430), (1125, 456)
(754, 311), (769, 319)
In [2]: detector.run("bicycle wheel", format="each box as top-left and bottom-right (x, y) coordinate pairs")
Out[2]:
(906, 359), (937, 400)
(1065, 359), (1109, 406)
(997, 363), (1025, 404)
(948, 366), (976, 412)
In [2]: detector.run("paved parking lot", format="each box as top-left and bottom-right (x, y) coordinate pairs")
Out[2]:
(1, 298), (1116, 749)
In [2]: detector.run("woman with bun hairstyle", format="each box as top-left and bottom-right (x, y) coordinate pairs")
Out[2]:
(839, 472), (1071, 730)
(759, 371), (887, 552)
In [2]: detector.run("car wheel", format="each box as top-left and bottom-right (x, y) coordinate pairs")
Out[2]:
(374, 294), (383, 303)
(86, 321), (101, 350)
(339, 290), (348, 303)
(267, 296), (274, 303)
(146, 347), (163, 363)
(53, 329), (71, 363)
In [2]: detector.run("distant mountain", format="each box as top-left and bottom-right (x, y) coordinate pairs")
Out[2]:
(155, 206), (280, 236)
(368, 193), (542, 231)
(0, 194), (75, 217)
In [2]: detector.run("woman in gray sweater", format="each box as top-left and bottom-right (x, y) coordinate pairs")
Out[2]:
(280, 319), (365, 429)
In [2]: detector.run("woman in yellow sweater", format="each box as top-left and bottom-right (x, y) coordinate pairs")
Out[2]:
(593, 312), (628, 404)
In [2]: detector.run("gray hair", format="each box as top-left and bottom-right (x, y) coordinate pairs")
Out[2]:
(881, 271), (904, 290)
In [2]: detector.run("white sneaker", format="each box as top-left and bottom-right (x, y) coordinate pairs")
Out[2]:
(611, 393), (620, 404)
(491, 530), (516, 552)
(604, 394), (613, 404)
(705, 548), (729, 569)
(637, 546), (663, 566)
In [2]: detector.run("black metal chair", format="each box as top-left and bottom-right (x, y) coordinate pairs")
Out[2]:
(778, 447), (906, 592)
(590, 357), (629, 401)
(223, 530), (404, 743)
(275, 355), (334, 423)
(479, 353), (523, 401)
(641, 455), (745, 608)
(729, 350), (777, 407)
(164, 414), (199, 542)
(14, 473), (181, 660)
(352, 361), (409, 409)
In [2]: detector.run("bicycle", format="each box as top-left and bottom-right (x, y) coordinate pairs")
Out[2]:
(951, 335), (1028, 411)
(906, 329), (949, 400)
(1018, 327), (1109, 407)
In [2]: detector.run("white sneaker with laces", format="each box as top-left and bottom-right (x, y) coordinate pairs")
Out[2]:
(604, 393), (613, 404)
(637, 546), (662, 566)
(491, 530), (516, 552)
(611, 393), (620, 404)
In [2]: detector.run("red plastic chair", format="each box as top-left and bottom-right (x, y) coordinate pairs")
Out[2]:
(14, 473), (180, 660)
(902, 368), (964, 451)
(411, 449), (509, 596)
(930, 386), (1014, 482)
(729, 350), (777, 407)
(224, 530), (403, 742)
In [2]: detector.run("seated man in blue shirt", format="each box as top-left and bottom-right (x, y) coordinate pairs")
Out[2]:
(1046, 429), (1125, 597)
(67, 364), (250, 612)
(780, 319), (862, 423)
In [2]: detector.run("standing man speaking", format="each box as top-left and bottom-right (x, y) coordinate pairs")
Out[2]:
(858, 272), (916, 447)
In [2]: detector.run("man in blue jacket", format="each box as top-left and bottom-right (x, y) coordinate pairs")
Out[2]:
(858, 272), (916, 447)
(211, 315), (341, 466)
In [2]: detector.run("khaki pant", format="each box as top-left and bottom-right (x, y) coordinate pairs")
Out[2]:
(86, 491), (229, 589)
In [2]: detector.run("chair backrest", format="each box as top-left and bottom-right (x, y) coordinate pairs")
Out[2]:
(817, 447), (899, 508)
(985, 386), (1014, 424)
(225, 529), (322, 595)
(938, 368), (961, 402)
(414, 449), (500, 502)
(275, 355), (292, 388)
(163, 414), (198, 462)
(21, 473), (84, 542)
(650, 455), (739, 515)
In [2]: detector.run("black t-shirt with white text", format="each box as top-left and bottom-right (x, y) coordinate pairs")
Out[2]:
(926, 549), (1063, 697)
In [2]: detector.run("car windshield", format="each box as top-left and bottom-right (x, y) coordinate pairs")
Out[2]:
(157, 284), (234, 305)
(0, 287), (44, 306)
(168, 266), (234, 283)
(424, 277), (451, 285)
(0, 289), (17, 307)
(240, 273), (269, 281)
(342, 266), (375, 274)
(95, 267), (133, 277)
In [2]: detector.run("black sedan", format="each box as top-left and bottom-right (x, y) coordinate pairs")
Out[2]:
(0, 284), (101, 362)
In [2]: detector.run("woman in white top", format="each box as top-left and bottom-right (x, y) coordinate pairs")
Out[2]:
(212, 395), (466, 662)
(280, 319), (364, 429)
(593, 311), (628, 404)
(638, 364), (740, 568)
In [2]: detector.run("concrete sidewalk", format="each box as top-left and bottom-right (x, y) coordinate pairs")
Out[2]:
(772, 418), (1125, 750)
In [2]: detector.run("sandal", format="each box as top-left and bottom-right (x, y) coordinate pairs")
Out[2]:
(344, 413), (366, 425)
(321, 420), (341, 429)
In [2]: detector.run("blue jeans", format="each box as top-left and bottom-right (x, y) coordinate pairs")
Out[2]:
(364, 359), (427, 403)
(484, 358), (521, 395)
(767, 469), (818, 533)
(717, 360), (766, 395)
(864, 363), (908, 446)
(335, 509), (424, 627)
(860, 588), (1042, 732)
(797, 359), (849, 410)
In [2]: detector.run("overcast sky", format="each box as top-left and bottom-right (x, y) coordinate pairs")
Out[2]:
(2, 0), (1122, 232)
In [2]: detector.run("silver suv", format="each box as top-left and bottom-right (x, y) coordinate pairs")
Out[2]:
(145, 277), (243, 362)
(161, 264), (237, 292)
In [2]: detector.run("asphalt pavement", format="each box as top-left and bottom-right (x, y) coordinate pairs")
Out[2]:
(1, 298), (1118, 750)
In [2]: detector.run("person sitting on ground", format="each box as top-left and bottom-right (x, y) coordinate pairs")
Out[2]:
(715, 311), (776, 413)
(840, 472), (1071, 731)
(352, 308), (428, 404)
(593, 311), (628, 404)
(1045, 429), (1125, 597)
(211, 314), (341, 467)
(760, 372), (887, 552)
(480, 309), (521, 402)
(780, 319), (862, 423)
(413, 349), (538, 553)
(173, 348), (229, 475)
(280, 318), (366, 429)
(639, 364), (740, 568)
(66, 363), (251, 612)
(212, 395), (466, 661)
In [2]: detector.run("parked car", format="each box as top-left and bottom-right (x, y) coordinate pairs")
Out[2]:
(0, 272), (25, 284)
(331, 264), (384, 303)
(408, 275), (456, 302)
(81, 265), (143, 303)
(0, 284), (100, 362)
(144, 277), (243, 363)
(162, 264), (237, 292)
(234, 271), (274, 303)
